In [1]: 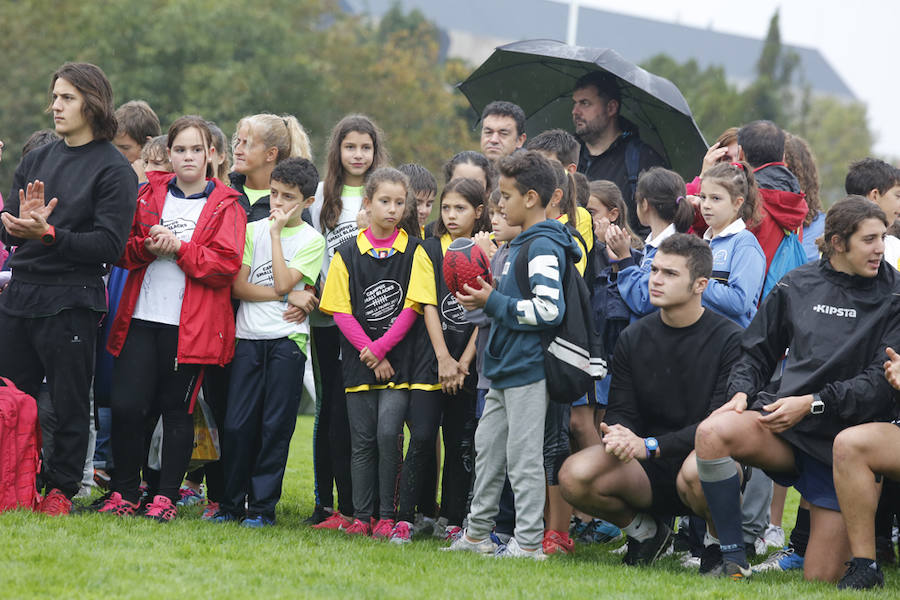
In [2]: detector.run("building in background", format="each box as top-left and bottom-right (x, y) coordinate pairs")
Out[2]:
(342, 0), (855, 101)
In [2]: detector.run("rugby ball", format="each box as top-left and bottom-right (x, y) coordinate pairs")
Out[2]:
(443, 237), (492, 295)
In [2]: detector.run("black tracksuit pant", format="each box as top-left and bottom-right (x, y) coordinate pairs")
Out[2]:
(222, 337), (304, 520)
(0, 308), (98, 498)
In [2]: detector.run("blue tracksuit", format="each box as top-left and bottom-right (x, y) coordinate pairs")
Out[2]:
(703, 222), (765, 328)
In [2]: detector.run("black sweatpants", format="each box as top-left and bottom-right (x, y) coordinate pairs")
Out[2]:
(0, 308), (98, 497)
(311, 325), (353, 515)
(222, 338), (304, 520)
(396, 390), (442, 522)
(110, 321), (201, 504)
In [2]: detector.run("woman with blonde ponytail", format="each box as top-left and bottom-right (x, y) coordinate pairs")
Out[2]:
(230, 113), (312, 222)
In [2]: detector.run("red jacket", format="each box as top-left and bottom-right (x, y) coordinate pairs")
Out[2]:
(751, 188), (808, 271)
(106, 171), (247, 366)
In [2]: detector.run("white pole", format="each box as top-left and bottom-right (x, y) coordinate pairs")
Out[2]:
(566, 0), (580, 46)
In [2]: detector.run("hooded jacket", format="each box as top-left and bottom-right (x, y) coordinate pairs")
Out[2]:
(729, 259), (900, 465)
(482, 219), (582, 389)
(750, 163), (808, 270)
(229, 172), (270, 223)
(107, 171), (247, 366)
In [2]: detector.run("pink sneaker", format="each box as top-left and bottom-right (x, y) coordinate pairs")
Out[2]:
(201, 502), (220, 520)
(97, 491), (140, 516)
(37, 489), (72, 516)
(342, 518), (372, 536)
(390, 520), (413, 544)
(372, 518), (395, 539)
(143, 495), (177, 523)
(313, 512), (352, 530)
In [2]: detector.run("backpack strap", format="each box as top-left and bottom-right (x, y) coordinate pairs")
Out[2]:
(624, 137), (642, 201)
(513, 238), (538, 299)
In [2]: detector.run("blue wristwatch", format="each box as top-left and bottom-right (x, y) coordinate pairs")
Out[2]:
(644, 437), (659, 459)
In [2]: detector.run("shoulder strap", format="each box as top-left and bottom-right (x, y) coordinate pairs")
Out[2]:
(514, 238), (538, 299)
(625, 137), (642, 192)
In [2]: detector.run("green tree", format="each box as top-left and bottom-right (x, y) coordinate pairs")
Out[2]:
(642, 10), (872, 205)
(0, 0), (474, 194)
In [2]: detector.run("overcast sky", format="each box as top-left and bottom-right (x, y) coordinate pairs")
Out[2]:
(559, 0), (899, 159)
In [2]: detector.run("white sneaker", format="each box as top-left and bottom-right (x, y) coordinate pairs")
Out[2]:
(493, 537), (546, 561)
(441, 528), (498, 554)
(676, 550), (701, 569)
(762, 524), (785, 549)
(754, 536), (768, 557)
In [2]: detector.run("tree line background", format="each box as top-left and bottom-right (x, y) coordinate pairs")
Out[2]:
(0, 2), (874, 206)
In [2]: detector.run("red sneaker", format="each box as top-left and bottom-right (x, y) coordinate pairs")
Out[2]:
(143, 495), (177, 523)
(97, 491), (140, 516)
(37, 489), (72, 516)
(372, 518), (395, 539)
(313, 512), (352, 530)
(543, 530), (575, 555)
(342, 518), (372, 536)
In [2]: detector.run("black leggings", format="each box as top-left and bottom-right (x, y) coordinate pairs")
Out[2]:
(396, 390), (442, 522)
(311, 325), (353, 515)
(110, 321), (201, 504)
(439, 387), (477, 526)
(185, 364), (229, 503)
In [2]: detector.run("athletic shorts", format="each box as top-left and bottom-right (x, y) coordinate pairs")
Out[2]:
(572, 378), (609, 408)
(768, 448), (839, 511)
(543, 402), (571, 486)
(640, 455), (692, 517)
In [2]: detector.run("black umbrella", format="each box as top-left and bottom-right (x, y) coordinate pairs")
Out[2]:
(458, 39), (708, 181)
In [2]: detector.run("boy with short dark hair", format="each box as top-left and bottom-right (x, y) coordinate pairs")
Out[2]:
(449, 151), (581, 559)
(398, 163), (437, 237)
(219, 157), (325, 526)
(845, 158), (900, 270)
(526, 129), (580, 172)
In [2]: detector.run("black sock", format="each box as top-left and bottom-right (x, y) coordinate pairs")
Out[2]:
(790, 507), (810, 557)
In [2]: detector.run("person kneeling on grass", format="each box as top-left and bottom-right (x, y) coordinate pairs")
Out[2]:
(559, 234), (741, 566)
(679, 197), (900, 582)
(828, 346), (900, 590)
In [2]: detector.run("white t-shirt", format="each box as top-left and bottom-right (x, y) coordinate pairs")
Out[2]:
(235, 219), (325, 352)
(885, 234), (900, 272)
(307, 181), (364, 326)
(132, 190), (206, 325)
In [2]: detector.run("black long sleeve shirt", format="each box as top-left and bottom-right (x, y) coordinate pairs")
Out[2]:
(605, 309), (742, 462)
(0, 138), (137, 316)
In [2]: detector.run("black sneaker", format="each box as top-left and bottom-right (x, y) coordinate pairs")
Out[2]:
(837, 558), (884, 590)
(74, 490), (115, 513)
(622, 516), (672, 566)
(699, 544), (723, 576)
(723, 559), (752, 581)
(303, 506), (332, 525)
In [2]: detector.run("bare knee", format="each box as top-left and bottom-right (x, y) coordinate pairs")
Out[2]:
(832, 426), (873, 466)
(695, 413), (743, 457)
(676, 456), (705, 513)
(559, 449), (602, 503)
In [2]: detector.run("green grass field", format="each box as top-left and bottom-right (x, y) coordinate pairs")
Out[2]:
(1, 415), (895, 599)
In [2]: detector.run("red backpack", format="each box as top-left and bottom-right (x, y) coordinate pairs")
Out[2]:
(0, 377), (41, 511)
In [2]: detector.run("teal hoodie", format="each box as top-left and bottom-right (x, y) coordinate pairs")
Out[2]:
(483, 219), (582, 389)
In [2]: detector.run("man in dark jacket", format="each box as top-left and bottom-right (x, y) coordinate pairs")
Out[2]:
(573, 72), (666, 238)
(559, 234), (742, 566)
(680, 197), (900, 583)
